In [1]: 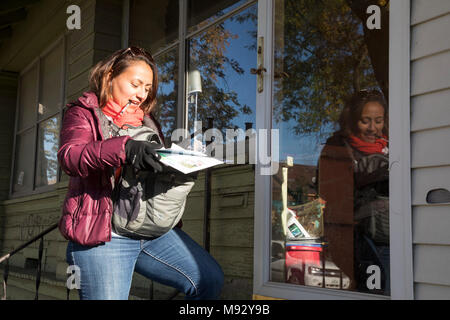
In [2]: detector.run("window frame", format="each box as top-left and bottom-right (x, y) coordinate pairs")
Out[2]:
(127, 0), (257, 133)
(9, 36), (67, 199)
(253, 0), (414, 300)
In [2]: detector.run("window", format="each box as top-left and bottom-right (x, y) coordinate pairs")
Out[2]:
(269, 0), (390, 296)
(11, 38), (66, 197)
(253, 0), (413, 300)
(186, 2), (257, 140)
(267, 0), (389, 296)
(129, 0), (258, 149)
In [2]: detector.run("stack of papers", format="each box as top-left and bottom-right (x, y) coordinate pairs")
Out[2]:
(157, 144), (224, 174)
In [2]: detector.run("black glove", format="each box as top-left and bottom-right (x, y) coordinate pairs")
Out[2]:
(164, 139), (172, 149)
(125, 140), (163, 172)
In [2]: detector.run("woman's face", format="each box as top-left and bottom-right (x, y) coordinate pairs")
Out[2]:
(110, 60), (153, 108)
(356, 101), (385, 143)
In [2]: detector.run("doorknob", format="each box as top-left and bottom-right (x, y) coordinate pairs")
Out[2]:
(250, 65), (267, 75)
(251, 36), (264, 93)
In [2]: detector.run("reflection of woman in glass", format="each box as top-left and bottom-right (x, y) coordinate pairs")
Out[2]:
(318, 90), (389, 294)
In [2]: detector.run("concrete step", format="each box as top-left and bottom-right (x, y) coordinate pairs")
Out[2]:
(0, 270), (78, 300)
(0, 266), (174, 300)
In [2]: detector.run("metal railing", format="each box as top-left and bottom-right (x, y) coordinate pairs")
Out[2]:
(0, 223), (58, 300)
(0, 223), (180, 300)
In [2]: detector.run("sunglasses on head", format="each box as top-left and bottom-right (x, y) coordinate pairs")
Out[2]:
(113, 46), (155, 67)
(357, 89), (383, 97)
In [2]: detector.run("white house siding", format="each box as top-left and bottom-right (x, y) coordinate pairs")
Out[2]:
(410, 0), (450, 299)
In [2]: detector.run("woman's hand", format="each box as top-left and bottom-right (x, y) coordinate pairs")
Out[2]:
(125, 140), (163, 172)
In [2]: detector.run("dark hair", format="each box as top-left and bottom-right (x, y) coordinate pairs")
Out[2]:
(338, 89), (388, 138)
(89, 46), (159, 114)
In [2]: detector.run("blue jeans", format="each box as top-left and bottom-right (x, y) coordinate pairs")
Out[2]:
(66, 228), (224, 300)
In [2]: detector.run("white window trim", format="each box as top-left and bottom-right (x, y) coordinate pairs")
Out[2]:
(388, 0), (414, 300)
(253, 0), (413, 300)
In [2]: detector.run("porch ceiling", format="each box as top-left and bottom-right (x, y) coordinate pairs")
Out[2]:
(0, 0), (40, 48)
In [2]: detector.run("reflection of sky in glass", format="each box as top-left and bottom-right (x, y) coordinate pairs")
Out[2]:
(159, 80), (175, 95)
(219, 10), (256, 128)
(188, 4), (257, 136)
(276, 120), (337, 166)
(273, 24), (338, 166)
(154, 49), (178, 138)
(186, 2), (334, 162)
(154, 1), (369, 167)
(273, 1), (373, 166)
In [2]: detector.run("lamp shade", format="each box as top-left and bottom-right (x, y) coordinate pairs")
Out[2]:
(188, 70), (202, 94)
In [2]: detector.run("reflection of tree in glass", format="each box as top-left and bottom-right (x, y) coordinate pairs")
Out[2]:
(38, 117), (59, 185)
(273, 0), (386, 137)
(346, 0), (389, 99)
(154, 50), (178, 138)
(188, 6), (256, 133)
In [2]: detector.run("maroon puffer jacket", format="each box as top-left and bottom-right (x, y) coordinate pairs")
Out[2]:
(57, 92), (132, 246)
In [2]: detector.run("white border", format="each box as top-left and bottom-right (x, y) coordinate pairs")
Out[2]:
(253, 0), (413, 299)
(254, 0), (273, 294)
(388, 0), (414, 300)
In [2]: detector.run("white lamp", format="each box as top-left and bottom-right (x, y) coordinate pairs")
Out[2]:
(188, 69), (202, 94)
(188, 70), (203, 152)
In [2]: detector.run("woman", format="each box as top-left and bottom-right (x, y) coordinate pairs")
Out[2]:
(318, 90), (389, 294)
(58, 47), (224, 300)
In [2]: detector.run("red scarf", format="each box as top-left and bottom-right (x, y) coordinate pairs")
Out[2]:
(348, 134), (388, 155)
(102, 99), (144, 128)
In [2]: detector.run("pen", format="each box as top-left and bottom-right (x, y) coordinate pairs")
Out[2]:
(112, 102), (132, 121)
(157, 149), (207, 157)
(119, 101), (132, 116)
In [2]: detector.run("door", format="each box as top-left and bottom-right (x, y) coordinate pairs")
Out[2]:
(255, 0), (391, 299)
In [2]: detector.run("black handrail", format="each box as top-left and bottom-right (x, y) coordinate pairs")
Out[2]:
(0, 222), (58, 300)
(0, 223), (179, 300)
(203, 117), (214, 252)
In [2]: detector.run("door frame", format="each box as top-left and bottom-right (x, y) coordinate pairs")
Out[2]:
(253, 0), (414, 300)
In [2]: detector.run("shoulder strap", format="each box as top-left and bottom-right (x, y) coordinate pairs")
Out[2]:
(93, 106), (120, 139)
(144, 114), (165, 145)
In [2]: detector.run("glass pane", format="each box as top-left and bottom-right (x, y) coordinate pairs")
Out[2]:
(18, 65), (38, 131)
(270, 0), (390, 296)
(129, 0), (179, 54)
(13, 129), (35, 193)
(187, 0), (248, 34)
(35, 117), (59, 188)
(154, 48), (179, 140)
(39, 40), (64, 120)
(187, 4), (257, 148)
